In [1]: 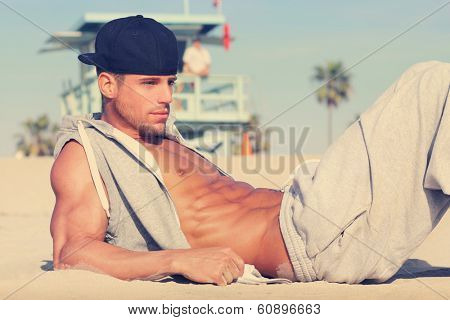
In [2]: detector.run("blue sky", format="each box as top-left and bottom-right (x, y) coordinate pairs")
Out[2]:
(0, 0), (449, 156)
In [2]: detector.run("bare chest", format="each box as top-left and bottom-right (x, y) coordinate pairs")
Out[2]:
(144, 139), (223, 190)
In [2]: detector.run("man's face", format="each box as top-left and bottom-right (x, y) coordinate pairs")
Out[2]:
(112, 74), (177, 141)
(193, 40), (201, 48)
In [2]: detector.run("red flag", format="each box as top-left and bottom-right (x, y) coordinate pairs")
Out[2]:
(223, 23), (230, 50)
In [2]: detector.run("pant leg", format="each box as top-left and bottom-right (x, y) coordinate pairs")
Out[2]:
(289, 60), (450, 284)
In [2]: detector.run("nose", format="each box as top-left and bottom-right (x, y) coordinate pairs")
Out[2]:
(157, 83), (173, 105)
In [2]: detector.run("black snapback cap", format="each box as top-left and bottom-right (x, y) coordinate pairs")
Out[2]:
(78, 15), (178, 75)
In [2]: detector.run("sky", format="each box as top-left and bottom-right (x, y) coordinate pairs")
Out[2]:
(0, 0), (449, 156)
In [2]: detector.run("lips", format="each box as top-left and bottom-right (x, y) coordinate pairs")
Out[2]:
(150, 110), (169, 115)
(149, 110), (169, 122)
(150, 111), (169, 115)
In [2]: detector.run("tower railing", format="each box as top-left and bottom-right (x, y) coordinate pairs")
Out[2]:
(172, 74), (249, 123)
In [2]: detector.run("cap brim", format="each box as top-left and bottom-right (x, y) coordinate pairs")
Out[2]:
(78, 53), (100, 66)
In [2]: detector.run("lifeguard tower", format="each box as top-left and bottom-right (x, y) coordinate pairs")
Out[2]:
(40, 1), (252, 155)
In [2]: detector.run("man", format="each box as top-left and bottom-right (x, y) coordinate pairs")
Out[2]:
(182, 38), (211, 77)
(50, 16), (450, 286)
(173, 38), (211, 111)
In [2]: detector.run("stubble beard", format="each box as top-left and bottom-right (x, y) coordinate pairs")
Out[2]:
(113, 100), (166, 144)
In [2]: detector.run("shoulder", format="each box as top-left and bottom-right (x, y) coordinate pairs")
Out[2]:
(50, 140), (93, 197)
(202, 48), (211, 59)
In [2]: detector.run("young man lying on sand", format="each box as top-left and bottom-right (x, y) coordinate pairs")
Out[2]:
(50, 16), (450, 286)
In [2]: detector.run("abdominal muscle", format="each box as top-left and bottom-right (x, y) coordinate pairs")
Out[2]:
(146, 139), (296, 281)
(174, 176), (295, 280)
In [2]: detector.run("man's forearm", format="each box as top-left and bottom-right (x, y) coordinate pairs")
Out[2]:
(58, 237), (184, 281)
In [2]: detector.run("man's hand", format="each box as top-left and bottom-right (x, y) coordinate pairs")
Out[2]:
(171, 247), (245, 286)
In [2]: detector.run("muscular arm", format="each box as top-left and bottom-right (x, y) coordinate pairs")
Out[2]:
(50, 140), (244, 284)
(50, 140), (179, 280)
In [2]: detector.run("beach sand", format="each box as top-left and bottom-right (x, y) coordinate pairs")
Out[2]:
(1, 156), (449, 300)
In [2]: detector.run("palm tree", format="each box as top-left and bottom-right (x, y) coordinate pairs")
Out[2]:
(312, 61), (351, 146)
(15, 114), (58, 157)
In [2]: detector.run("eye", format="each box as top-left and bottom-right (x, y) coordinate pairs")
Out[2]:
(143, 81), (157, 86)
(168, 80), (176, 87)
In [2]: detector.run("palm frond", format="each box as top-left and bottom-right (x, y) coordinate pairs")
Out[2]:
(312, 60), (351, 109)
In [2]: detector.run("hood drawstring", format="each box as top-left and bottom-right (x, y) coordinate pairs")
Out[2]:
(77, 120), (111, 219)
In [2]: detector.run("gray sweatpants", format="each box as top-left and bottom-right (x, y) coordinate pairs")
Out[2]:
(279, 60), (450, 284)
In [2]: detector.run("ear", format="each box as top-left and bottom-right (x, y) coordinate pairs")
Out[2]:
(98, 72), (120, 99)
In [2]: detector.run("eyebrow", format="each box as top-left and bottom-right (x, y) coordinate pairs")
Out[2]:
(139, 76), (177, 81)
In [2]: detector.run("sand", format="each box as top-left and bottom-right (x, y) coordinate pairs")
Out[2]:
(1, 156), (450, 300)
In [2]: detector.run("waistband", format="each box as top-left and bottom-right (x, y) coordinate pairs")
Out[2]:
(279, 185), (317, 282)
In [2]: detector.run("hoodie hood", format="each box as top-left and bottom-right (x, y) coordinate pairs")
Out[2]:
(54, 112), (186, 157)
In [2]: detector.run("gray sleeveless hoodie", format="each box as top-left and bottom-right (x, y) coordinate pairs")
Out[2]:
(54, 112), (231, 252)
